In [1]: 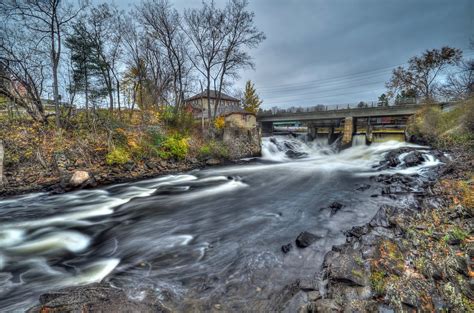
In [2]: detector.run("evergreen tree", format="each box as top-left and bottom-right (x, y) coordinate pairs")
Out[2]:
(242, 80), (262, 114)
(66, 21), (103, 114)
(377, 93), (389, 106)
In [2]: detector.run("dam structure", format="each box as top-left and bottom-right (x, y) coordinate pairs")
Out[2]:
(257, 104), (423, 145)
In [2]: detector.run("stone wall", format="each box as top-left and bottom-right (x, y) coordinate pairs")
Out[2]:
(223, 127), (261, 159)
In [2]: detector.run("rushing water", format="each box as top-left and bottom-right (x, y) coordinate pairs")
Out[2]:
(0, 136), (442, 312)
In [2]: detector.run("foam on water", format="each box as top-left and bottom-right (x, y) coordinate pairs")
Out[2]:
(8, 231), (91, 254)
(65, 258), (120, 286)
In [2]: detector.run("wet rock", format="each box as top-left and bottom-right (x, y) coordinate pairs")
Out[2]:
(329, 201), (344, 216)
(28, 284), (169, 313)
(206, 158), (221, 166)
(281, 243), (293, 254)
(311, 299), (341, 312)
(145, 161), (156, 170)
(285, 150), (307, 159)
(123, 162), (136, 171)
(345, 225), (370, 238)
(307, 290), (321, 301)
(69, 171), (91, 187)
(295, 232), (320, 248)
(327, 248), (368, 287)
(403, 151), (424, 167)
(188, 157), (199, 164)
(369, 205), (397, 228)
(281, 291), (308, 313)
(355, 184), (371, 191)
(298, 278), (317, 291)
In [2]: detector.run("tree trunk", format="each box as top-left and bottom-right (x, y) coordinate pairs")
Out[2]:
(0, 140), (4, 188)
(206, 72), (212, 123)
(51, 13), (61, 129)
(116, 79), (121, 113)
(85, 67), (89, 121)
(52, 60), (61, 128)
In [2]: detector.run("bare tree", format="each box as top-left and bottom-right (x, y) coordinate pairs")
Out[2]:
(440, 59), (474, 100)
(0, 26), (48, 122)
(1, 0), (86, 127)
(212, 0), (265, 119)
(139, 0), (190, 113)
(184, 1), (227, 122)
(386, 46), (462, 101)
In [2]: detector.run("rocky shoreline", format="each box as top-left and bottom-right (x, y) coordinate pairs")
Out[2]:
(0, 155), (255, 199)
(277, 147), (473, 312)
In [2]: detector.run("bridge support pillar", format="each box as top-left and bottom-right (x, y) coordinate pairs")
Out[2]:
(308, 124), (317, 140)
(260, 122), (273, 135)
(328, 127), (335, 144)
(342, 116), (354, 146)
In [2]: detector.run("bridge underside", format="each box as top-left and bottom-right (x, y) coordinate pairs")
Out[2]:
(260, 114), (411, 146)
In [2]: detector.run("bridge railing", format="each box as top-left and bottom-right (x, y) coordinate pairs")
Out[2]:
(257, 102), (420, 117)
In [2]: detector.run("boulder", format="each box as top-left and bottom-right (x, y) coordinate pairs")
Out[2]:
(403, 151), (424, 167)
(281, 291), (308, 313)
(369, 205), (397, 228)
(355, 184), (371, 191)
(69, 171), (90, 187)
(285, 150), (307, 159)
(295, 232), (320, 248)
(310, 299), (341, 312)
(206, 158), (221, 166)
(329, 201), (344, 216)
(281, 243), (293, 254)
(327, 248), (368, 287)
(28, 284), (170, 313)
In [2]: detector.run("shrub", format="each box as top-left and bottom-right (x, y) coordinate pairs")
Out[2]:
(198, 140), (229, 159)
(407, 99), (474, 150)
(106, 147), (130, 165)
(158, 134), (189, 160)
(162, 107), (194, 134)
(214, 116), (225, 129)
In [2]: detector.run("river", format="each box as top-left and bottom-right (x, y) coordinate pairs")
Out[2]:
(0, 136), (442, 312)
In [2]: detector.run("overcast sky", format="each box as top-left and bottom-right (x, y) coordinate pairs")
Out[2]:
(117, 0), (473, 108)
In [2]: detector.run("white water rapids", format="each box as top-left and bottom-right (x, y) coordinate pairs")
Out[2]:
(0, 136), (443, 311)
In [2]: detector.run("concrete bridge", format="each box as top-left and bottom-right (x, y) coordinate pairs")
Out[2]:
(257, 104), (422, 145)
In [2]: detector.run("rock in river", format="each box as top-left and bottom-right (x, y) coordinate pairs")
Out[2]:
(69, 171), (90, 187)
(329, 201), (344, 216)
(281, 243), (293, 254)
(295, 231), (320, 248)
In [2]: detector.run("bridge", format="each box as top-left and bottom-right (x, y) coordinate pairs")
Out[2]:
(257, 104), (422, 145)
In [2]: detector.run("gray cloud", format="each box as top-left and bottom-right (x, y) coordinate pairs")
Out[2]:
(115, 0), (472, 108)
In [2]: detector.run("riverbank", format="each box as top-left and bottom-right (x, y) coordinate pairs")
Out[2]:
(281, 147), (473, 312)
(0, 116), (261, 198)
(0, 153), (248, 198)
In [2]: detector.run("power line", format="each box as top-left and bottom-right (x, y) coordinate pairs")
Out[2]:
(263, 88), (384, 106)
(258, 51), (474, 92)
(260, 74), (389, 97)
(262, 80), (386, 101)
(257, 62), (407, 91)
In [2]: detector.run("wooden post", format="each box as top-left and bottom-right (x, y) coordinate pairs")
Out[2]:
(0, 139), (4, 187)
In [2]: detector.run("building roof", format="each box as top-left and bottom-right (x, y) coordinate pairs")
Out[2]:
(224, 110), (256, 117)
(185, 90), (240, 102)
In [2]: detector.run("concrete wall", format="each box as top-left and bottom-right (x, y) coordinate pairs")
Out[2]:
(225, 113), (257, 129)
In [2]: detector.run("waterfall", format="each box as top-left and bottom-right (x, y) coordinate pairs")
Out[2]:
(352, 134), (366, 146)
